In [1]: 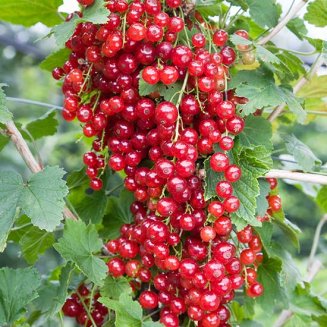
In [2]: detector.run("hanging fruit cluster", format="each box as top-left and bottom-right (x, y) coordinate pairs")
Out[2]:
(54, 0), (278, 326)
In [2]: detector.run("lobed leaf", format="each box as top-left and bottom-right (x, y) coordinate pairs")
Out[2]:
(0, 0), (63, 27)
(54, 220), (107, 286)
(0, 267), (41, 324)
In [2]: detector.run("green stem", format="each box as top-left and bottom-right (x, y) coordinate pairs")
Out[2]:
(76, 292), (97, 327)
(105, 182), (124, 196)
(11, 222), (33, 231)
(6, 97), (63, 110)
(173, 71), (189, 142)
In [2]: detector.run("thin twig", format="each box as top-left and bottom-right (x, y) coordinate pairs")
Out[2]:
(3, 120), (77, 220)
(268, 54), (324, 122)
(307, 214), (327, 268)
(265, 169), (327, 185)
(258, 0), (309, 45)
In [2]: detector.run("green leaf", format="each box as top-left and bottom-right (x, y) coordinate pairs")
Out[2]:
(256, 45), (281, 64)
(82, 0), (110, 24)
(10, 216), (55, 264)
(256, 179), (270, 217)
(231, 68), (306, 121)
(100, 293), (142, 327)
(0, 267), (41, 324)
(195, 0), (222, 19)
(231, 167), (261, 227)
(254, 222), (273, 254)
(257, 257), (287, 312)
(279, 86), (306, 124)
(34, 263), (73, 317)
(101, 190), (134, 239)
(274, 50), (306, 83)
(51, 15), (81, 48)
(100, 276), (132, 300)
(203, 157), (223, 201)
(272, 207), (301, 250)
(74, 189), (108, 224)
(290, 283), (327, 318)
(99, 292), (163, 327)
(0, 171), (23, 251)
(0, 83), (12, 124)
(238, 116), (273, 151)
(287, 17), (308, 40)
(0, 134), (9, 152)
(245, 0), (279, 28)
(226, 0), (248, 10)
(304, 0), (327, 27)
(316, 186), (327, 212)
(285, 134), (322, 172)
(0, 0), (63, 27)
(54, 220), (107, 286)
(20, 112), (58, 141)
(230, 34), (253, 46)
(40, 48), (71, 71)
(19, 166), (68, 231)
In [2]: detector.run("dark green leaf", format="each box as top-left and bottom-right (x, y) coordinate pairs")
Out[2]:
(54, 220), (107, 285)
(0, 0), (63, 27)
(0, 83), (12, 124)
(256, 179), (270, 217)
(35, 263), (73, 317)
(20, 112), (58, 141)
(272, 212), (301, 250)
(101, 190), (134, 239)
(238, 116), (273, 151)
(316, 186), (327, 212)
(19, 166), (68, 231)
(245, 0), (279, 28)
(254, 222), (273, 254)
(257, 257), (287, 312)
(40, 48), (71, 71)
(74, 189), (108, 224)
(203, 157), (223, 201)
(231, 167), (261, 226)
(304, 0), (327, 27)
(0, 171), (24, 251)
(100, 276), (132, 300)
(285, 134), (322, 172)
(9, 216), (55, 264)
(0, 134), (9, 152)
(0, 267), (41, 324)
(287, 17), (308, 40)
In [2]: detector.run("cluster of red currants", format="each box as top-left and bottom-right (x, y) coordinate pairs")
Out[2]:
(62, 284), (108, 326)
(54, 0), (269, 326)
